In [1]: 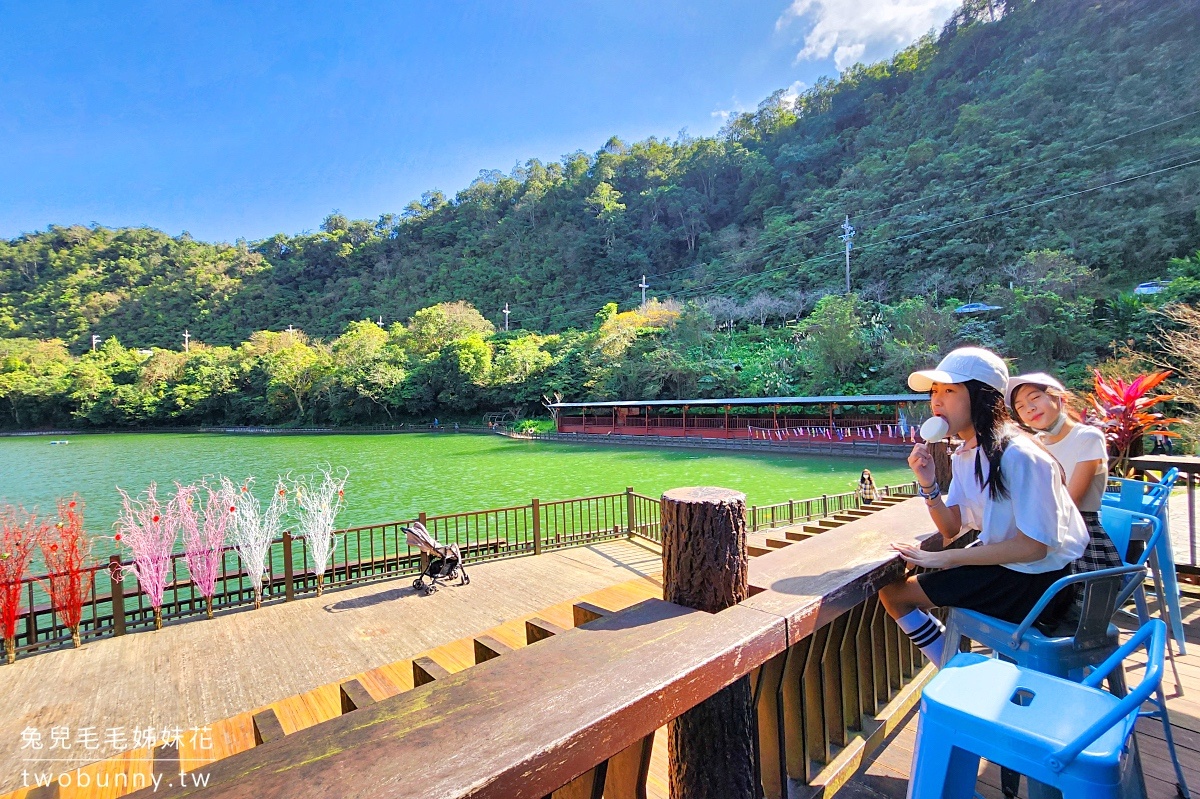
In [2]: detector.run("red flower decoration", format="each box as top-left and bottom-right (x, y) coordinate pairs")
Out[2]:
(114, 533), (122, 542)
(50, 544), (58, 551)
(279, 489), (286, 496)
(68, 501), (77, 508)
(152, 515), (159, 523)
(241, 486), (248, 493)
(229, 506), (236, 513)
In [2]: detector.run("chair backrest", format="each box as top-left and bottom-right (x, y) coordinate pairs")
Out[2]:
(1011, 564), (1146, 650)
(1098, 505), (1162, 566)
(1048, 619), (1166, 771)
(1073, 570), (1129, 650)
(1104, 467), (1178, 515)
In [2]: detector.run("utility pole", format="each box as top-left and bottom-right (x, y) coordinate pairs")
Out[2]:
(183, 329), (191, 353)
(503, 303), (510, 332)
(377, 316), (383, 326)
(286, 324), (295, 340)
(639, 275), (649, 307)
(840, 215), (856, 294)
(91, 334), (100, 352)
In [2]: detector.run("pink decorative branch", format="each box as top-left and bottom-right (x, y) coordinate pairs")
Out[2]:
(114, 483), (179, 631)
(177, 482), (232, 619)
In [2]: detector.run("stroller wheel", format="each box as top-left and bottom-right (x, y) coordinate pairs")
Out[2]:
(462, 572), (471, 585)
(412, 578), (424, 591)
(425, 584), (438, 596)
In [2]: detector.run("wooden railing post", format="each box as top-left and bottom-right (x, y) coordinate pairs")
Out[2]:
(283, 531), (295, 601)
(625, 486), (636, 535)
(109, 555), (126, 636)
(418, 512), (429, 575)
(822, 493), (828, 517)
(661, 487), (755, 799)
(532, 499), (542, 556)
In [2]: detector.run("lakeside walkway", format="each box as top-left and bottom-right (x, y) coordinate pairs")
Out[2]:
(0, 538), (661, 794)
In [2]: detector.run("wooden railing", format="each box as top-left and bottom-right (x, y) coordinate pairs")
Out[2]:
(134, 497), (935, 799)
(11, 483), (915, 657)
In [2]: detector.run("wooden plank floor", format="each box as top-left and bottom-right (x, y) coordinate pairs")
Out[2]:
(0, 538), (662, 796)
(838, 590), (1200, 799)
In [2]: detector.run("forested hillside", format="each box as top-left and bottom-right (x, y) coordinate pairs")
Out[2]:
(2, 0), (1200, 430)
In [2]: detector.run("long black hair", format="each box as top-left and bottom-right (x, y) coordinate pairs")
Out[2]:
(964, 379), (1013, 501)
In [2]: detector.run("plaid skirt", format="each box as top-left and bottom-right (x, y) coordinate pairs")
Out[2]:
(1075, 510), (1124, 573)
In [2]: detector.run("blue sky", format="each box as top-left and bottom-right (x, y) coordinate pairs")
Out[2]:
(0, 0), (959, 242)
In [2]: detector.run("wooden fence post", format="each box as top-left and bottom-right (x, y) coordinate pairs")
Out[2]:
(282, 531), (295, 601)
(418, 512), (429, 575)
(660, 487), (755, 799)
(532, 499), (542, 556)
(625, 486), (636, 535)
(109, 555), (126, 636)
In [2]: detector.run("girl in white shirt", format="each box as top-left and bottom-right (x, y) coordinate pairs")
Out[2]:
(1007, 373), (1123, 573)
(879, 348), (1089, 665)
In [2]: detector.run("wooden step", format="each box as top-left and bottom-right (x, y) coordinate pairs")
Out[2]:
(764, 538), (791, 549)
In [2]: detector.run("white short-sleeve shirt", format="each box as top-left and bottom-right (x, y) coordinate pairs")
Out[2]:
(943, 443), (986, 533)
(977, 435), (1089, 573)
(1040, 423), (1109, 513)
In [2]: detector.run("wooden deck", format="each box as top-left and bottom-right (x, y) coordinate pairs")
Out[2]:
(0, 538), (663, 796)
(837, 589), (1200, 798)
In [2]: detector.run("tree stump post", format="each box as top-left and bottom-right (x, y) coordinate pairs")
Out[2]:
(661, 487), (756, 799)
(929, 441), (953, 493)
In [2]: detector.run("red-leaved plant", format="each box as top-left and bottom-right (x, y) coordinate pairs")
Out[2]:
(0, 506), (46, 664)
(40, 496), (95, 648)
(1088, 370), (1181, 476)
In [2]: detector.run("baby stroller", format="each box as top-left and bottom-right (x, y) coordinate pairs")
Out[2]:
(403, 521), (470, 595)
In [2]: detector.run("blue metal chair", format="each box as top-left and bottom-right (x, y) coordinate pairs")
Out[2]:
(1104, 467), (1186, 655)
(941, 562), (1189, 798)
(909, 620), (1168, 799)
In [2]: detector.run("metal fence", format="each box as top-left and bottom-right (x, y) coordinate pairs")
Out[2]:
(8, 482), (916, 657)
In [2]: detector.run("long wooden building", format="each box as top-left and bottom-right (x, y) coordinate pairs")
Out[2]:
(549, 394), (932, 443)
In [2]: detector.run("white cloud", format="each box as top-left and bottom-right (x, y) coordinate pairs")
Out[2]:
(780, 79), (808, 104)
(777, 0), (960, 71)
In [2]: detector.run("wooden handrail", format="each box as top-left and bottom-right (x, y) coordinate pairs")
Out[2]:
(135, 499), (933, 798)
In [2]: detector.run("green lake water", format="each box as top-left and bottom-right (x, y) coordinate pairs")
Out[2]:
(0, 432), (912, 554)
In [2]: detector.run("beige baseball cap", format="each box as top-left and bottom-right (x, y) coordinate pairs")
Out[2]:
(1004, 372), (1066, 408)
(908, 347), (1009, 393)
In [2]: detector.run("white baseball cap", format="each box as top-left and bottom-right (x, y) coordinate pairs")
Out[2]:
(908, 347), (1009, 393)
(1005, 372), (1066, 408)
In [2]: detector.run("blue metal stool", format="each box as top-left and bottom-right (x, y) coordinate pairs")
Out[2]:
(941, 561), (1189, 798)
(1104, 468), (1186, 655)
(909, 620), (1167, 799)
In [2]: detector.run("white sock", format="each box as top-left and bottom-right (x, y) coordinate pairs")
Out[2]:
(896, 608), (945, 665)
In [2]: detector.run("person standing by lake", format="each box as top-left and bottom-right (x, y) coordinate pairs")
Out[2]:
(1007, 373), (1123, 573)
(856, 469), (879, 504)
(879, 347), (1089, 665)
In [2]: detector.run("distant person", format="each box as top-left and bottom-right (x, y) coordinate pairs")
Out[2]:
(879, 347), (1088, 665)
(433, 417), (439, 429)
(1007, 373), (1122, 574)
(857, 469), (879, 504)
(453, 422), (460, 431)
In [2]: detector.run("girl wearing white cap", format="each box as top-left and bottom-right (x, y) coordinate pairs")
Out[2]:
(1007, 373), (1122, 573)
(878, 347), (1089, 665)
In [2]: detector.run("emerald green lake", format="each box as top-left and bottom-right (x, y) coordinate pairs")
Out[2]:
(0, 432), (911, 552)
